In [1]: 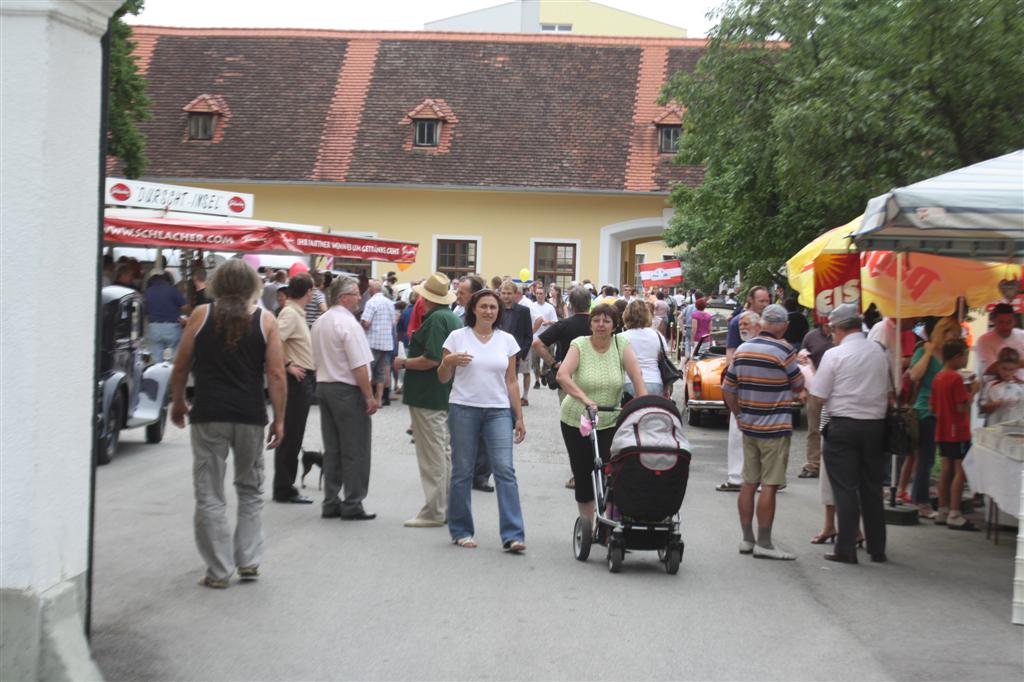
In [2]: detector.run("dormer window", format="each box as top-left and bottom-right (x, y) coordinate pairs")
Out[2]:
(652, 104), (684, 155)
(182, 94), (231, 144)
(414, 119), (440, 147)
(658, 125), (680, 154)
(400, 98), (459, 153)
(188, 113), (215, 140)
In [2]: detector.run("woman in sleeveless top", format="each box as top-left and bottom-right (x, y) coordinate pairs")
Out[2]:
(556, 303), (646, 523)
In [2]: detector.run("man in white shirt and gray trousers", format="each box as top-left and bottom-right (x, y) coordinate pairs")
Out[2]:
(808, 303), (893, 564)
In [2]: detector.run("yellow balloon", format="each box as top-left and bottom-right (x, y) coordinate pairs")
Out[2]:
(519, 268), (531, 281)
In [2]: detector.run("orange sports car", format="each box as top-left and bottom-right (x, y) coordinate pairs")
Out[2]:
(681, 303), (803, 427)
(681, 303), (733, 427)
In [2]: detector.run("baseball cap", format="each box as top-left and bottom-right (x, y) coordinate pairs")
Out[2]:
(828, 303), (861, 326)
(761, 304), (788, 324)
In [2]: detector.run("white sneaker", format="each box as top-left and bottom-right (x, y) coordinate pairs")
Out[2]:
(934, 508), (949, 525)
(753, 544), (796, 560)
(403, 517), (445, 528)
(739, 540), (755, 554)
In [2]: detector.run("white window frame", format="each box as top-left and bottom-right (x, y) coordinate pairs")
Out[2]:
(432, 234), (482, 278)
(658, 125), (680, 154)
(414, 119), (440, 147)
(528, 237), (581, 287)
(540, 23), (573, 32)
(188, 112), (215, 140)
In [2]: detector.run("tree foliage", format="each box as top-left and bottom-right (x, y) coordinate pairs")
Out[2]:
(662, 0), (1024, 288)
(108, 0), (150, 178)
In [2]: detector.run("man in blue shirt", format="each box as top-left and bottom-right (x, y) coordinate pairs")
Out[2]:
(144, 271), (190, 363)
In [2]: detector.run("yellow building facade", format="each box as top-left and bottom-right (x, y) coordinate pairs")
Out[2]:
(195, 182), (673, 287)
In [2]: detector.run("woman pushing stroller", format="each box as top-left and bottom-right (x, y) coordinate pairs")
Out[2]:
(556, 303), (647, 523)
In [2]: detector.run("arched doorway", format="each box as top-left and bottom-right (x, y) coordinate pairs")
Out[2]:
(597, 211), (674, 286)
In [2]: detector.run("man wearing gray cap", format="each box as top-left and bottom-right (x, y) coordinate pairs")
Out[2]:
(808, 303), (892, 564)
(722, 303), (804, 560)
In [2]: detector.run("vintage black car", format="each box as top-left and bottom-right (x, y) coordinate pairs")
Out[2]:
(96, 285), (173, 465)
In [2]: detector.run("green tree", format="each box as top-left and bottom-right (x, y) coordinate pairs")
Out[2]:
(662, 0), (1024, 287)
(107, 0), (150, 178)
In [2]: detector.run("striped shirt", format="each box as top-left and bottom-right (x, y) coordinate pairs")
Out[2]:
(304, 288), (326, 327)
(722, 333), (804, 438)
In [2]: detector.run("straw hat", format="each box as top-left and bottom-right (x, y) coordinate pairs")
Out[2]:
(413, 272), (456, 305)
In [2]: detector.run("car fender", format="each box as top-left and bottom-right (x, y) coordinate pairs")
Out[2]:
(126, 362), (173, 428)
(97, 372), (128, 432)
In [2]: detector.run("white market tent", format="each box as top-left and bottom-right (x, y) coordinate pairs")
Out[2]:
(853, 150), (1024, 625)
(853, 149), (1024, 260)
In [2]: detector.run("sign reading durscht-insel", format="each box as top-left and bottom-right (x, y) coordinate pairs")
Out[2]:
(104, 178), (254, 218)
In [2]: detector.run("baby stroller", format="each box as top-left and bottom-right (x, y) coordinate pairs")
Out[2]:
(572, 395), (691, 574)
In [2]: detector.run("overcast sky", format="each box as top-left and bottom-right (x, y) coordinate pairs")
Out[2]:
(128, 0), (723, 37)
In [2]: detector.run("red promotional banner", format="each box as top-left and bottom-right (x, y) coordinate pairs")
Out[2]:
(639, 260), (684, 286)
(103, 216), (418, 263)
(813, 253), (860, 323)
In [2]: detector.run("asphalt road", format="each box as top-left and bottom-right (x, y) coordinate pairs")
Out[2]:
(90, 386), (1022, 681)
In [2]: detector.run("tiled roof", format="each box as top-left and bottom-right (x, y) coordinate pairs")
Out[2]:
(123, 27), (713, 193)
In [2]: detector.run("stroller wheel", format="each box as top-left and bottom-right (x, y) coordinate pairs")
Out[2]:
(665, 545), (683, 575)
(607, 543), (624, 573)
(572, 516), (592, 562)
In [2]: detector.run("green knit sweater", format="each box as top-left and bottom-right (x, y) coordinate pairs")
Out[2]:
(559, 335), (628, 430)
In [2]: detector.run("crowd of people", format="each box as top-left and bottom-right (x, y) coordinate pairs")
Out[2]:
(144, 256), (1022, 586)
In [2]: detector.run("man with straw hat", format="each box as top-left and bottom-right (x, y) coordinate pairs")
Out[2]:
(395, 273), (462, 527)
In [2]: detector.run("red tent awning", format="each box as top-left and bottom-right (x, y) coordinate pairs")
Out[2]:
(103, 215), (418, 264)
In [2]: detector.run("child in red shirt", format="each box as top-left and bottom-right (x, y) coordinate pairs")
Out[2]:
(929, 339), (980, 530)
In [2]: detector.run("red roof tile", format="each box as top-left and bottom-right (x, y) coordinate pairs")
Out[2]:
(124, 27), (722, 193)
(313, 39), (380, 182)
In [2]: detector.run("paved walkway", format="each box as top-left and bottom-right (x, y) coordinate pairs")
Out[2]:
(91, 386), (1022, 680)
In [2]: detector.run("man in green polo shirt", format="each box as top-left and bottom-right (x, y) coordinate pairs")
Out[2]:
(393, 272), (462, 528)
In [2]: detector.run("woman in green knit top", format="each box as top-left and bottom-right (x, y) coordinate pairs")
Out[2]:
(556, 303), (646, 522)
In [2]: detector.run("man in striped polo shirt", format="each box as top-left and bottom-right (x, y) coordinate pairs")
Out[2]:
(722, 304), (804, 560)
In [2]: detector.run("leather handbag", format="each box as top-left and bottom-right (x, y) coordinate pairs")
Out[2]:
(545, 363), (560, 391)
(656, 332), (684, 387)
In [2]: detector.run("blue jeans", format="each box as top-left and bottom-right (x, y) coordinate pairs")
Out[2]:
(148, 321), (182, 363)
(624, 381), (663, 398)
(912, 415), (937, 504)
(447, 404), (524, 544)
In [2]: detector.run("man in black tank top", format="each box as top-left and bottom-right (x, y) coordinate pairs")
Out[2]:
(170, 259), (287, 588)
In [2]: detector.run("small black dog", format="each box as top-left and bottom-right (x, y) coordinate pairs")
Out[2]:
(300, 449), (324, 490)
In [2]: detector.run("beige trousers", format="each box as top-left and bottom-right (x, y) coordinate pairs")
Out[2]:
(190, 421), (265, 582)
(409, 406), (451, 523)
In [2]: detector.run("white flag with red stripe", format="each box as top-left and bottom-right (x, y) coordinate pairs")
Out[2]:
(638, 260), (683, 286)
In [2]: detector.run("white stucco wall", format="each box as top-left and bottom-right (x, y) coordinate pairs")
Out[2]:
(1, 0), (120, 592)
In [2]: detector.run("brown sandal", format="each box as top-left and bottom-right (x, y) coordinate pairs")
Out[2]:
(198, 575), (228, 589)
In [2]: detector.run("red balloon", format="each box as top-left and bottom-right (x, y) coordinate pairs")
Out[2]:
(288, 261), (309, 277)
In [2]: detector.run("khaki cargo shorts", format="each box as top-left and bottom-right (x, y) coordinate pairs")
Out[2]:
(741, 434), (791, 486)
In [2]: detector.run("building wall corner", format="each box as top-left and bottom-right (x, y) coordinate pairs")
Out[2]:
(1, 574), (101, 682)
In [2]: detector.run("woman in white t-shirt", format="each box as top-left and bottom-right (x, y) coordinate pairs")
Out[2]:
(438, 289), (527, 552)
(619, 299), (666, 398)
